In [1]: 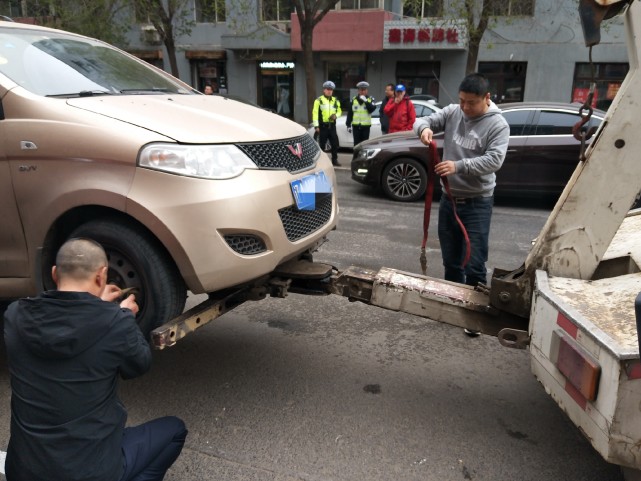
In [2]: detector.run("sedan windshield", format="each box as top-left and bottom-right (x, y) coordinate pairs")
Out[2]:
(0, 28), (192, 97)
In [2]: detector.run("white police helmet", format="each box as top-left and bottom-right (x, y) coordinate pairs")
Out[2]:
(322, 81), (336, 89)
(356, 81), (369, 89)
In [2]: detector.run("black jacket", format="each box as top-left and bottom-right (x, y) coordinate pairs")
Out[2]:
(3, 291), (151, 481)
(380, 96), (391, 133)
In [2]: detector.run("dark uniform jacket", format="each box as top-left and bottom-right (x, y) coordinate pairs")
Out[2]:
(3, 291), (151, 481)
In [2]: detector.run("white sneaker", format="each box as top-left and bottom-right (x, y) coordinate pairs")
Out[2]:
(464, 329), (481, 337)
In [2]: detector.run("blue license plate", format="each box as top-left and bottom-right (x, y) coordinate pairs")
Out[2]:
(290, 171), (332, 211)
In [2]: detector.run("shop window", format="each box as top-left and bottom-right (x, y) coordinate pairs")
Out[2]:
(262, 0), (294, 22)
(193, 59), (227, 94)
(396, 61), (441, 100)
(488, 0), (534, 16)
(338, 0), (382, 9)
(402, 0), (443, 18)
(327, 62), (366, 110)
(0, 0), (21, 17)
(572, 62), (629, 111)
(195, 0), (226, 23)
(478, 62), (527, 103)
(1, 0), (50, 17)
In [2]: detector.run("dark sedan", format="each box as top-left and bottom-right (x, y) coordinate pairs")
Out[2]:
(351, 102), (606, 202)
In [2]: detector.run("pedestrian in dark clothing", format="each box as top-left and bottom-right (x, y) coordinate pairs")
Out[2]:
(414, 73), (509, 337)
(380, 83), (395, 134)
(3, 238), (187, 481)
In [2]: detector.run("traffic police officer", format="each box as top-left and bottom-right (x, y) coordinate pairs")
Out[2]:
(346, 81), (376, 146)
(313, 80), (342, 166)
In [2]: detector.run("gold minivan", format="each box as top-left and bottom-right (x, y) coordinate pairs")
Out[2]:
(0, 21), (338, 334)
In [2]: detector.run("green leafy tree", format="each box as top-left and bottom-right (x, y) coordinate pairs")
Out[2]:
(293, 0), (341, 121)
(26, 0), (130, 46)
(134, 0), (195, 77)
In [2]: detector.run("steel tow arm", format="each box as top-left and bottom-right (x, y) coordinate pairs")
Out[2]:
(151, 260), (529, 349)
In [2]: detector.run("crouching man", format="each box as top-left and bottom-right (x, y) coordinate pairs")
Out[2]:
(3, 238), (187, 481)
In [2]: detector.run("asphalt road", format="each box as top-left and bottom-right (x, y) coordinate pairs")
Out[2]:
(0, 152), (625, 480)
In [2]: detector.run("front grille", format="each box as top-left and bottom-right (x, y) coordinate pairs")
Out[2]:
(237, 134), (319, 173)
(278, 194), (333, 242)
(224, 235), (267, 255)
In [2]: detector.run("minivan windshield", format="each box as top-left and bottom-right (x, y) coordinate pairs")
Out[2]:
(0, 28), (193, 97)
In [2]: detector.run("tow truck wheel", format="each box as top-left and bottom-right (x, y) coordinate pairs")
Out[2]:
(70, 219), (187, 338)
(381, 158), (427, 202)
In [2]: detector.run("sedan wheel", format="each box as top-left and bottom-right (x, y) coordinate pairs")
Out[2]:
(381, 158), (427, 202)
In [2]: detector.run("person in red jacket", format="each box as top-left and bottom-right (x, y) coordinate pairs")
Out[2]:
(383, 84), (416, 133)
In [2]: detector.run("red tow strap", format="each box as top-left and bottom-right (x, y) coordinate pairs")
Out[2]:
(420, 142), (471, 275)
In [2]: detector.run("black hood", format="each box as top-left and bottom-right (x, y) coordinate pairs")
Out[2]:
(6, 291), (120, 359)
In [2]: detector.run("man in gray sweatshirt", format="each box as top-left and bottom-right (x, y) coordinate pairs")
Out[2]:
(414, 73), (509, 335)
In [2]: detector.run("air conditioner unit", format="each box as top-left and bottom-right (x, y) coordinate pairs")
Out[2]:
(140, 25), (161, 45)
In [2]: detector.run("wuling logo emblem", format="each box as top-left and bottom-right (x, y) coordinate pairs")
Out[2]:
(286, 143), (303, 159)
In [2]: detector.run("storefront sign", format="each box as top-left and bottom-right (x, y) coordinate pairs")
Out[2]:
(383, 21), (467, 50)
(260, 61), (295, 69)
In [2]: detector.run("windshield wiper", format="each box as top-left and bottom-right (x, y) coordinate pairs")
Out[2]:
(119, 88), (172, 94)
(46, 90), (115, 98)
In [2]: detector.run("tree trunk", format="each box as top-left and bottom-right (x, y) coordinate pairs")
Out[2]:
(302, 24), (316, 123)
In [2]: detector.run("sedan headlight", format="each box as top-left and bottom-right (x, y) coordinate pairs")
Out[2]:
(357, 148), (381, 161)
(138, 143), (257, 179)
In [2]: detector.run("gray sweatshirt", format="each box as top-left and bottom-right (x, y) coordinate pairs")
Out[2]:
(413, 101), (509, 197)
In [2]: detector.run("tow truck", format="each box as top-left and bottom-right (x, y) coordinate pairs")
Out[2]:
(150, 0), (641, 477)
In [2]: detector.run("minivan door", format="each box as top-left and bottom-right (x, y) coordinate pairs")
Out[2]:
(0, 148), (30, 279)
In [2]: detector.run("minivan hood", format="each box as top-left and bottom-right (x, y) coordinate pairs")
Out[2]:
(66, 95), (304, 143)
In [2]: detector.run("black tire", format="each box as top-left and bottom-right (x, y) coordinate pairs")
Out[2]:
(70, 219), (187, 336)
(381, 158), (427, 202)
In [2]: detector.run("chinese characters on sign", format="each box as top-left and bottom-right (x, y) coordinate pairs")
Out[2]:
(388, 27), (459, 45)
(383, 22), (466, 49)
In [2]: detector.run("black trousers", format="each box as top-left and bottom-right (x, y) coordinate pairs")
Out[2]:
(352, 125), (371, 146)
(319, 124), (339, 164)
(119, 416), (187, 481)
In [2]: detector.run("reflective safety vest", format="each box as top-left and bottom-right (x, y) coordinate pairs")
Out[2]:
(350, 96), (374, 126)
(312, 95), (342, 127)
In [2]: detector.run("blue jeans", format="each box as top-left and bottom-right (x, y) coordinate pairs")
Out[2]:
(438, 195), (493, 287)
(119, 416), (187, 481)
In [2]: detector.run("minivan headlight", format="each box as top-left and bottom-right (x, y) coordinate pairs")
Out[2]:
(138, 143), (257, 179)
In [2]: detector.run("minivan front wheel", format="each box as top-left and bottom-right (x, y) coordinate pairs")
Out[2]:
(70, 219), (187, 337)
(381, 158), (427, 202)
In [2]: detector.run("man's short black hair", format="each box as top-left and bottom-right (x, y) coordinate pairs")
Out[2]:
(459, 73), (490, 96)
(386, 83), (395, 90)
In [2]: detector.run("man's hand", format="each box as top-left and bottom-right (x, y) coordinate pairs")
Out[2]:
(347, 127), (352, 133)
(315, 127), (319, 133)
(120, 294), (139, 315)
(434, 160), (457, 177)
(101, 284), (122, 303)
(329, 114), (336, 121)
(419, 128), (434, 145)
